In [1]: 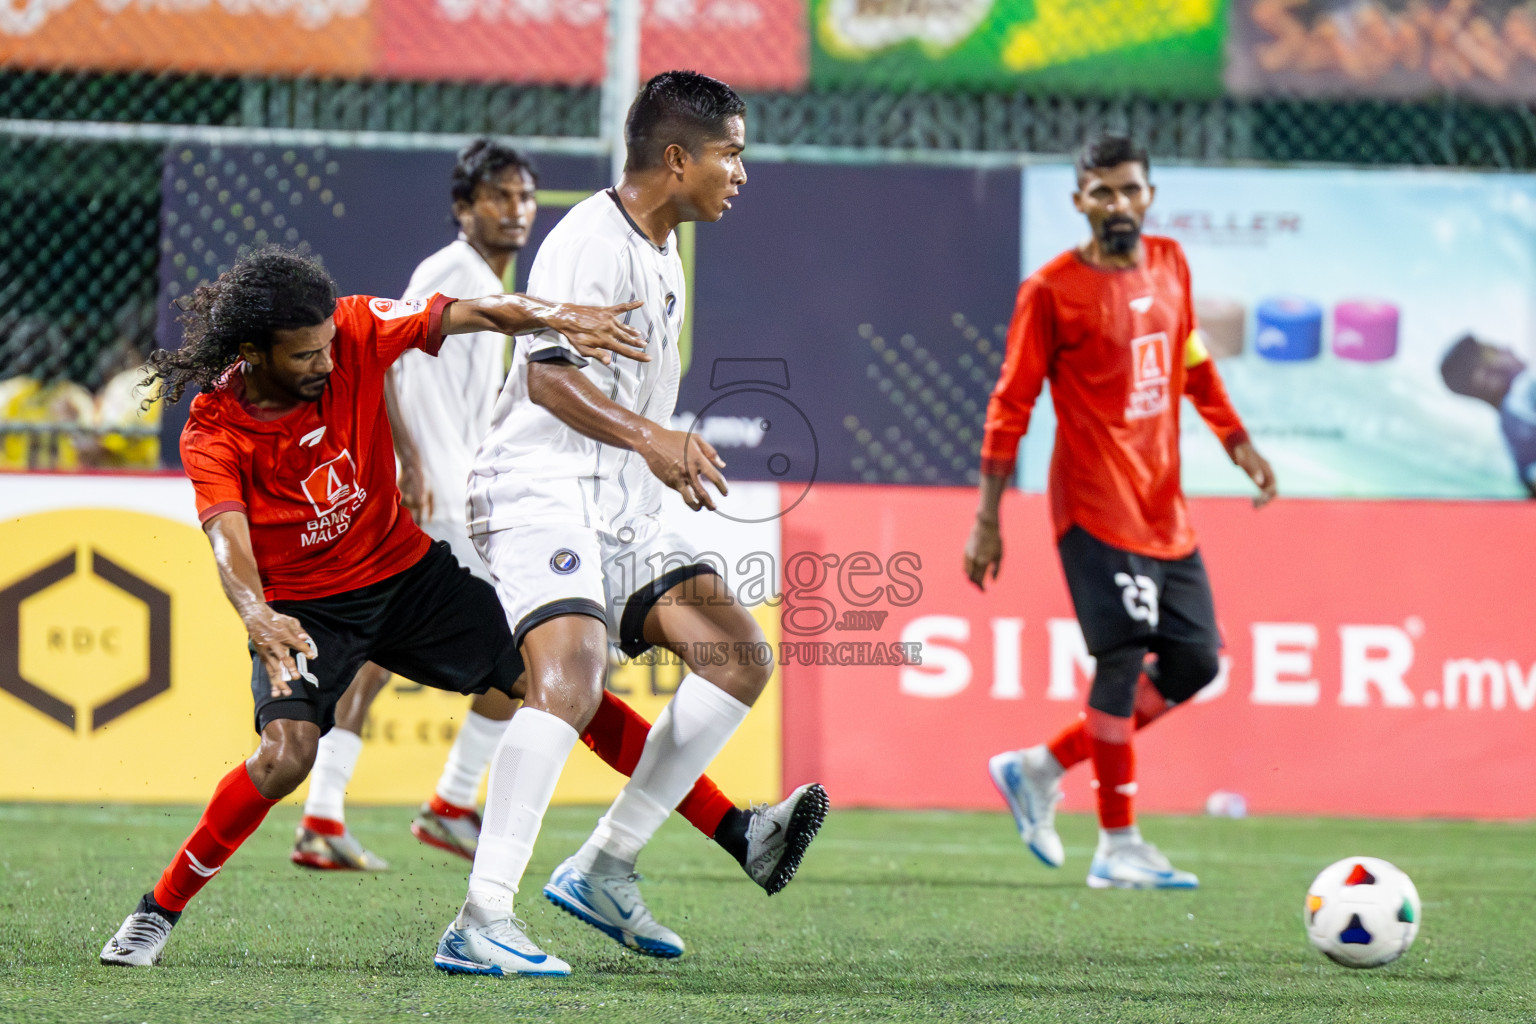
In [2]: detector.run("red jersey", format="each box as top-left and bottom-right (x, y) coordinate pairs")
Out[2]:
(181, 293), (453, 601)
(980, 236), (1247, 560)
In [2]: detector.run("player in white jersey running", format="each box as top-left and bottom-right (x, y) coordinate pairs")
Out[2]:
(436, 71), (784, 976)
(295, 140), (827, 894)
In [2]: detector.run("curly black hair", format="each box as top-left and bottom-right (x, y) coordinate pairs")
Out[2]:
(146, 246), (337, 403)
(451, 138), (538, 207)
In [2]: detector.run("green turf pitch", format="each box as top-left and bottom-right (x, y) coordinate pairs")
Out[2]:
(2, 804), (1534, 1023)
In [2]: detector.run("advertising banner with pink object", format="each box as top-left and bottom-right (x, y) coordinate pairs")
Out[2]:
(1021, 164), (1536, 499)
(779, 483), (1536, 818)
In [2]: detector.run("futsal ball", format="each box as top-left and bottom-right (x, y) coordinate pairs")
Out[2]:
(1304, 856), (1421, 968)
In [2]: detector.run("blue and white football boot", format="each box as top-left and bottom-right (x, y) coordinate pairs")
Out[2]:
(433, 902), (571, 977)
(543, 856), (684, 959)
(1087, 837), (1199, 890)
(988, 745), (1066, 868)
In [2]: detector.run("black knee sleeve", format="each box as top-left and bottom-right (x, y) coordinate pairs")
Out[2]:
(1147, 640), (1220, 705)
(1086, 643), (1150, 719)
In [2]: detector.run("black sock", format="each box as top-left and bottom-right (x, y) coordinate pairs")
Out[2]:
(713, 807), (751, 866)
(139, 892), (182, 926)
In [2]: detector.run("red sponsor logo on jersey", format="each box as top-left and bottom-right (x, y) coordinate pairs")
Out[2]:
(1126, 332), (1170, 420)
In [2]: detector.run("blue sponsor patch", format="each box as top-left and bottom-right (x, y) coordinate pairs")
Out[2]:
(550, 549), (580, 574)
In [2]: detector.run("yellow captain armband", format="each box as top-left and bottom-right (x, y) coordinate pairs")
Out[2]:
(1184, 329), (1212, 369)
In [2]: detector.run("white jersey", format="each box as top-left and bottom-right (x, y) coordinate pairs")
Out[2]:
(467, 189), (686, 536)
(395, 237), (506, 525)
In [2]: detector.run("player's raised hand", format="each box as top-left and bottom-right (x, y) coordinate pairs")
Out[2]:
(244, 606), (317, 698)
(546, 300), (650, 365)
(964, 516), (1003, 591)
(641, 427), (728, 511)
(1231, 440), (1278, 509)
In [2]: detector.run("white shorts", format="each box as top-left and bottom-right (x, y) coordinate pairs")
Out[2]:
(422, 519), (492, 584)
(475, 514), (715, 654)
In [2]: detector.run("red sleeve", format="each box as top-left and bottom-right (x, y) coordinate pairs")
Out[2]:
(341, 293), (454, 369)
(980, 275), (1053, 478)
(1185, 356), (1249, 457)
(1172, 241), (1249, 458)
(180, 423), (248, 524)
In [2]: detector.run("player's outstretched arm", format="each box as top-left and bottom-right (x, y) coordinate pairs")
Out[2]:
(383, 367), (432, 523)
(964, 471), (1008, 591)
(203, 510), (317, 696)
(1183, 341), (1278, 509)
(442, 295), (649, 365)
(528, 361), (728, 511)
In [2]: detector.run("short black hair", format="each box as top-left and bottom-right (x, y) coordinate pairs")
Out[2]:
(1440, 333), (1484, 393)
(624, 70), (746, 174)
(1075, 134), (1150, 184)
(146, 246), (336, 402)
(451, 138), (538, 206)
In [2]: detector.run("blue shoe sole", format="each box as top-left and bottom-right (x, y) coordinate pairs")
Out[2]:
(434, 955), (504, 976)
(433, 954), (568, 977)
(542, 886), (683, 959)
(1026, 841), (1059, 868)
(1087, 869), (1199, 891)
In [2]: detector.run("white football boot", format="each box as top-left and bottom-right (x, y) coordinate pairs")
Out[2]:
(988, 746), (1066, 868)
(1087, 837), (1199, 890)
(100, 894), (177, 967)
(543, 856), (684, 959)
(742, 783), (829, 894)
(433, 902), (570, 977)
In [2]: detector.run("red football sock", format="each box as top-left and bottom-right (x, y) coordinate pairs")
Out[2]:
(153, 762), (277, 912)
(300, 815), (344, 836)
(429, 793), (476, 818)
(1086, 709), (1136, 830)
(1046, 713), (1091, 770)
(1046, 673), (1176, 771)
(581, 690), (734, 838)
(1133, 675), (1172, 729)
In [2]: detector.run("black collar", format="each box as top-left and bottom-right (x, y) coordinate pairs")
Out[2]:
(606, 188), (668, 255)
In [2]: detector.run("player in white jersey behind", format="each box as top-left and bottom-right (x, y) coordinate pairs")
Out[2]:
(435, 71), (805, 976)
(290, 140), (534, 870)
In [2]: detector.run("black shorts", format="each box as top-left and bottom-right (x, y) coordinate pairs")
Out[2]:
(1056, 525), (1220, 656)
(250, 540), (525, 735)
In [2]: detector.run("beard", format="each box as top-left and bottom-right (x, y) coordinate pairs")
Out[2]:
(1098, 215), (1141, 255)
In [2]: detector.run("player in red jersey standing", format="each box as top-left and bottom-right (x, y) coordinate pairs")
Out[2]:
(964, 136), (1277, 889)
(96, 246), (655, 968)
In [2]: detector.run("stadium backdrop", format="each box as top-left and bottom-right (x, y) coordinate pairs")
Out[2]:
(2, 145), (1535, 816)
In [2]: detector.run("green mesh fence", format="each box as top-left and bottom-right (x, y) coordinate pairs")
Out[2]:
(0, 133), (161, 390)
(7, 68), (1536, 394)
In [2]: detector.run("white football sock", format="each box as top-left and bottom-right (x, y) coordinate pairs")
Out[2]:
(580, 674), (750, 867)
(435, 710), (509, 810)
(303, 728), (362, 823)
(1100, 825), (1143, 851)
(464, 707), (578, 915)
(1025, 744), (1066, 780)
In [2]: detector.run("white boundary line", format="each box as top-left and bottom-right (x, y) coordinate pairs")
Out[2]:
(8, 116), (1525, 174)
(0, 117), (1043, 167)
(0, 118), (609, 156)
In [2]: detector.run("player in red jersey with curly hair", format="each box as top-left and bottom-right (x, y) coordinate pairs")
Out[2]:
(965, 136), (1277, 889)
